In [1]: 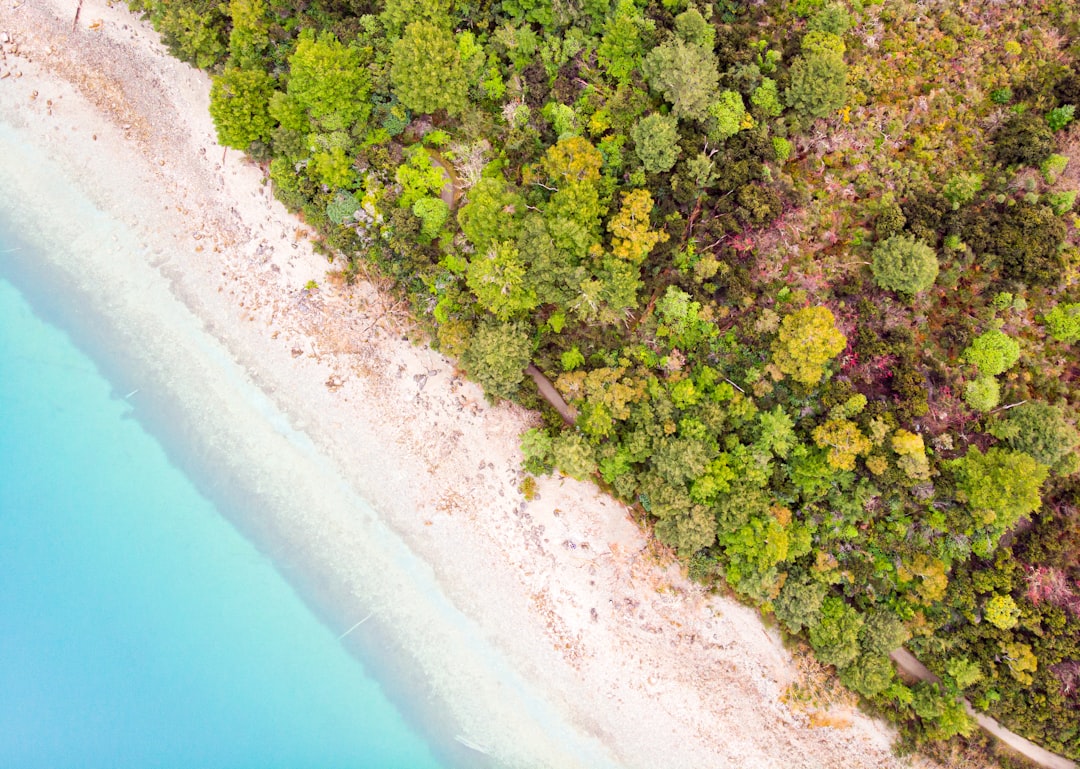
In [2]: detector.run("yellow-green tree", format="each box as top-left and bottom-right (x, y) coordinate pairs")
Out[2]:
(812, 418), (871, 471)
(771, 306), (847, 385)
(608, 189), (668, 265)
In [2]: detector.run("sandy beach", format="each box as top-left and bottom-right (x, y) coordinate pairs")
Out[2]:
(0, 1), (924, 766)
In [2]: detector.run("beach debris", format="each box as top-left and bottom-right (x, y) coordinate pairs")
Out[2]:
(0, 32), (9, 44)
(335, 612), (373, 641)
(325, 374), (344, 391)
(453, 735), (492, 755)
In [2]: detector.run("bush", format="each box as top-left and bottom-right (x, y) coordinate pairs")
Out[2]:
(963, 329), (1020, 376)
(871, 235), (939, 295)
(1046, 104), (1076, 132)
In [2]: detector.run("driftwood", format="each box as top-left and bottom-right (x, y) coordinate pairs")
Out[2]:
(525, 364), (577, 426)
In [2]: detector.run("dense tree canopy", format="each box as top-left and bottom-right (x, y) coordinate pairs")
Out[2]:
(145, 0), (1080, 758)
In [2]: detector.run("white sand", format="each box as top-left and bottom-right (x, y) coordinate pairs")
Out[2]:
(0, 2), (924, 767)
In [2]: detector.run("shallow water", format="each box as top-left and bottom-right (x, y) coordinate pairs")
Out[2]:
(0, 227), (447, 767)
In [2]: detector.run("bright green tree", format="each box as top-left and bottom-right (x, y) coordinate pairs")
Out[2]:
(391, 22), (469, 116)
(287, 30), (370, 132)
(963, 375), (1000, 412)
(771, 306), (847, 385)
(1042, 302), (1080, 343)
(209, 67), (275, 150)
(707, 90), (747, 143)
(751, 77), (783, 117)
(871, 235), (939, 295)
(963, 329), (1020, 376)
(412, 196), (449, 239)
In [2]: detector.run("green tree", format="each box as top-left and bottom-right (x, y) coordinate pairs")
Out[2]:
(458, 175), (524, 252)
(380, 0), (452, 36)
(412, 196), (449, 239)
(641, 39), (720, 121)
(860, 610), (911, 656)
(840, 654), (894, 698)
(942, 172), (984, 210)
(871, 235), (939, 295)
(673, 7), (714, 48)
(551, 432), (597, 481)
(391, 22), (469, 116)
(771, 306), (847, 385)
(209, 67), (275, 150)
(597, 0), (652, 83)
(773, 573), (828, 633)
(631, 113), (681, 173)
(461, 320), (532, 401)
(951, 446), (1048, 537)
(466, 240), (540, 319)
(149, 0), (229, 69)
(707, 90), (747, 143)
(963, 329), (1020, 376)
(809, 596), (864, 669)
(785, 50), (847, 119)
(287, 30), (370, 132)
(993, 401), (1080, 469)
(1042, 302), (1080, 343)
(226, 0), (270, 67)
(963, 375), (1001, 413)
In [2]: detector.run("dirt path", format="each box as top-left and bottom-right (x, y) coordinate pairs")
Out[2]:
(891, 650), (1077, 769)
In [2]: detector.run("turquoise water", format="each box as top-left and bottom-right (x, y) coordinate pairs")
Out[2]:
(0, 230), (447, 767)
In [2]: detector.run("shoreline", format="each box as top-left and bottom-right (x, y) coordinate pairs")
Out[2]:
(0, 2), (917, 767)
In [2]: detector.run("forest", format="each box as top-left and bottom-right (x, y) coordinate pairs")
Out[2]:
(130, 0), (1080, 761)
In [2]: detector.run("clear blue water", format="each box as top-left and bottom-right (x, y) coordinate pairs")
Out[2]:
(0, 225), (446, 768)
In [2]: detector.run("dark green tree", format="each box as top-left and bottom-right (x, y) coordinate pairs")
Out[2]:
(461, 320), (532, 401)
(785, 50), (847, 119)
